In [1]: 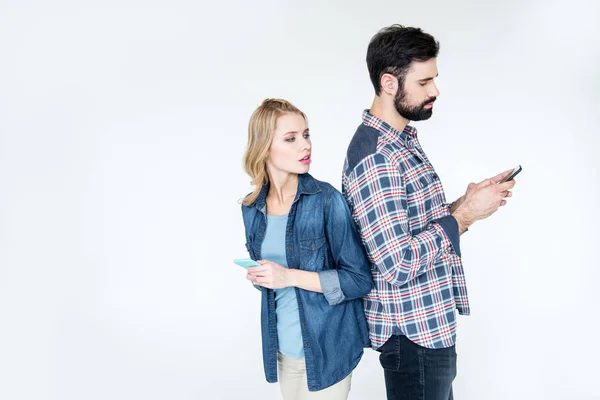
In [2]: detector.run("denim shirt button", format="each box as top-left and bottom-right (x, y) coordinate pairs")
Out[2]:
(305, 342), (310, 347)
(287, 247), (292, 252)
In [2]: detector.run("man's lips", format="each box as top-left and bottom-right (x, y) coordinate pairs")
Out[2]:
(423, 98), (436, 108)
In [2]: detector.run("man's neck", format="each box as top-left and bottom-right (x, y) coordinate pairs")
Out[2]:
(370, 97), (410, 133)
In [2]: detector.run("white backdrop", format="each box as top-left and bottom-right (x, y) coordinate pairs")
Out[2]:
(1, 1), (599, 399)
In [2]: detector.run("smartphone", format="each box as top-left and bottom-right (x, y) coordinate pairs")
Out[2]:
(499, 165), (522, 183)
(233, 258), (261, 269)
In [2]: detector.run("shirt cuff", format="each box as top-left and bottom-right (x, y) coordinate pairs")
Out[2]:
(318, 270), (345, 305)
(434, 215), (462, 257)
(447, 202), (468, 233)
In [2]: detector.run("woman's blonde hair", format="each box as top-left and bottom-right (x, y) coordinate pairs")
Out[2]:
(242, 98), (307, 206)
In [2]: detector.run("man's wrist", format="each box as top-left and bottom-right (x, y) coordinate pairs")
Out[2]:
(452, 208), (473, 234)
(450, 195), (466, 214)
(449, 199), (459, 214)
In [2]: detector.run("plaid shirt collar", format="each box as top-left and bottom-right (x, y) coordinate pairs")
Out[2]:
(362, 109), (418, 148)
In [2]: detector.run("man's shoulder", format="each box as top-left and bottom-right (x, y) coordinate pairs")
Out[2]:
(346, 124), (381, 172)
(346, 124), (408, 173)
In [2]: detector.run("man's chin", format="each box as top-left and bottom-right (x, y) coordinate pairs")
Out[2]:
(399, 110), (433, 122)
(415, 111), (433, 121)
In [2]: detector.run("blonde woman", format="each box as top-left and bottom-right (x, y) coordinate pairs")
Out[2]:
(240, 99), (373, 399)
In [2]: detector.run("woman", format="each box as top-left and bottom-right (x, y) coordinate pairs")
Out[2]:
(240, 98), (373, 399)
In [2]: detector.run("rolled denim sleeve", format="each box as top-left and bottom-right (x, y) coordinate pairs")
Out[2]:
(318, 269), (344, 305)
(318, 189), (373, 306)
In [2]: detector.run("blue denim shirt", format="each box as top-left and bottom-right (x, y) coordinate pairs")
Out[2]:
(241, 173), (373, 391)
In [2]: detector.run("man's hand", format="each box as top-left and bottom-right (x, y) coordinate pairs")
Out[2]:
(450, 181), (477, 214)
(452, 169), (516, 232)
(246, 260), (291, 289)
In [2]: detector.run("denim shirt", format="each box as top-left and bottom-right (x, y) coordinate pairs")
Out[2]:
(241, 173), (373, 391)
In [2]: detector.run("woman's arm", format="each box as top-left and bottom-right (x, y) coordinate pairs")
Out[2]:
(246, 262), (323, 293)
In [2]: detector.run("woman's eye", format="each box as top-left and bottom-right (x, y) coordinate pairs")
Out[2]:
(303, 132), (310, 139)
(285, 137), (295, 142)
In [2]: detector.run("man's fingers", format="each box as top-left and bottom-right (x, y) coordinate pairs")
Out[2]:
(476, 178), (493, 188)
(497, 180), (516, 191)
(490, 169), (514, 184)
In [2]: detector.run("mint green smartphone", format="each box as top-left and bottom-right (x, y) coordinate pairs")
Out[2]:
(233, 258), (261, 269)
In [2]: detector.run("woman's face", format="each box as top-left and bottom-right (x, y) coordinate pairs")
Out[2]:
(266, 112), (312, 177)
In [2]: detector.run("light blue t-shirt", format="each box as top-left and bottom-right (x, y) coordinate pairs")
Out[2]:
(261, 214), (304, 359)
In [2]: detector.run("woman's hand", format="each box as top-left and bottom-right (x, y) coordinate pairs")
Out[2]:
(247, 260), (291, 289)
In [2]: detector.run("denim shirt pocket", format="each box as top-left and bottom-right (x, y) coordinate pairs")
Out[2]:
(298, 235), (326, 271)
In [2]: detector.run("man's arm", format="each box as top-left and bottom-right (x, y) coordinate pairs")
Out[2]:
(344, 153), (461, 287)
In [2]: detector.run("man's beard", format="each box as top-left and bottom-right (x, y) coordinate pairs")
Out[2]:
(394, 86), (436, 121)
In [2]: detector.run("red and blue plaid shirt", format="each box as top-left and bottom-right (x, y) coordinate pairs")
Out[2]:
(342, 110), (470, 350)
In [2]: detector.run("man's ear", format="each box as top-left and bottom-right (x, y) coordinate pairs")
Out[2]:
(380, 73), (399, 96)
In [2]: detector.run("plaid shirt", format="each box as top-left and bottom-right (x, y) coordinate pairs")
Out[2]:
(342, 110), (470, 350)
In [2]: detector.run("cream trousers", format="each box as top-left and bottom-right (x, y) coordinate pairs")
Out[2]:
(277, 352), (352, 400)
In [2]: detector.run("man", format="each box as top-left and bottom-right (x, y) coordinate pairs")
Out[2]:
(342, 25), (516, 399)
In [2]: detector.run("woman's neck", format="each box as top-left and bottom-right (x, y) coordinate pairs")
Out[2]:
(267, 172), (298, 205)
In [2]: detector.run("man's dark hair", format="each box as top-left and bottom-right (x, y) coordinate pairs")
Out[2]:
(367, 25), (440, 95)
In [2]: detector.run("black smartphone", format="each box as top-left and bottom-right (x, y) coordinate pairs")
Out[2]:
(499, 165), (522, 183)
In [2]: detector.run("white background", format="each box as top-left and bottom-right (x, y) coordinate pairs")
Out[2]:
(1, 0), (599, 399)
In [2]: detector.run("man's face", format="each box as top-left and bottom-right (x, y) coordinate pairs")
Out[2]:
(394, 58), (440, 121)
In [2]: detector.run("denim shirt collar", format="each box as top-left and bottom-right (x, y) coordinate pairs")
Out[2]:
(252, 173), (321, 214)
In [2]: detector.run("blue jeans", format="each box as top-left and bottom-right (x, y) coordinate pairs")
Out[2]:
(378, 335), (457, 400)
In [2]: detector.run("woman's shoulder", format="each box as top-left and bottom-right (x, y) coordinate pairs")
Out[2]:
(308, 175), (344, 202)
(240, 193), (256, 213)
